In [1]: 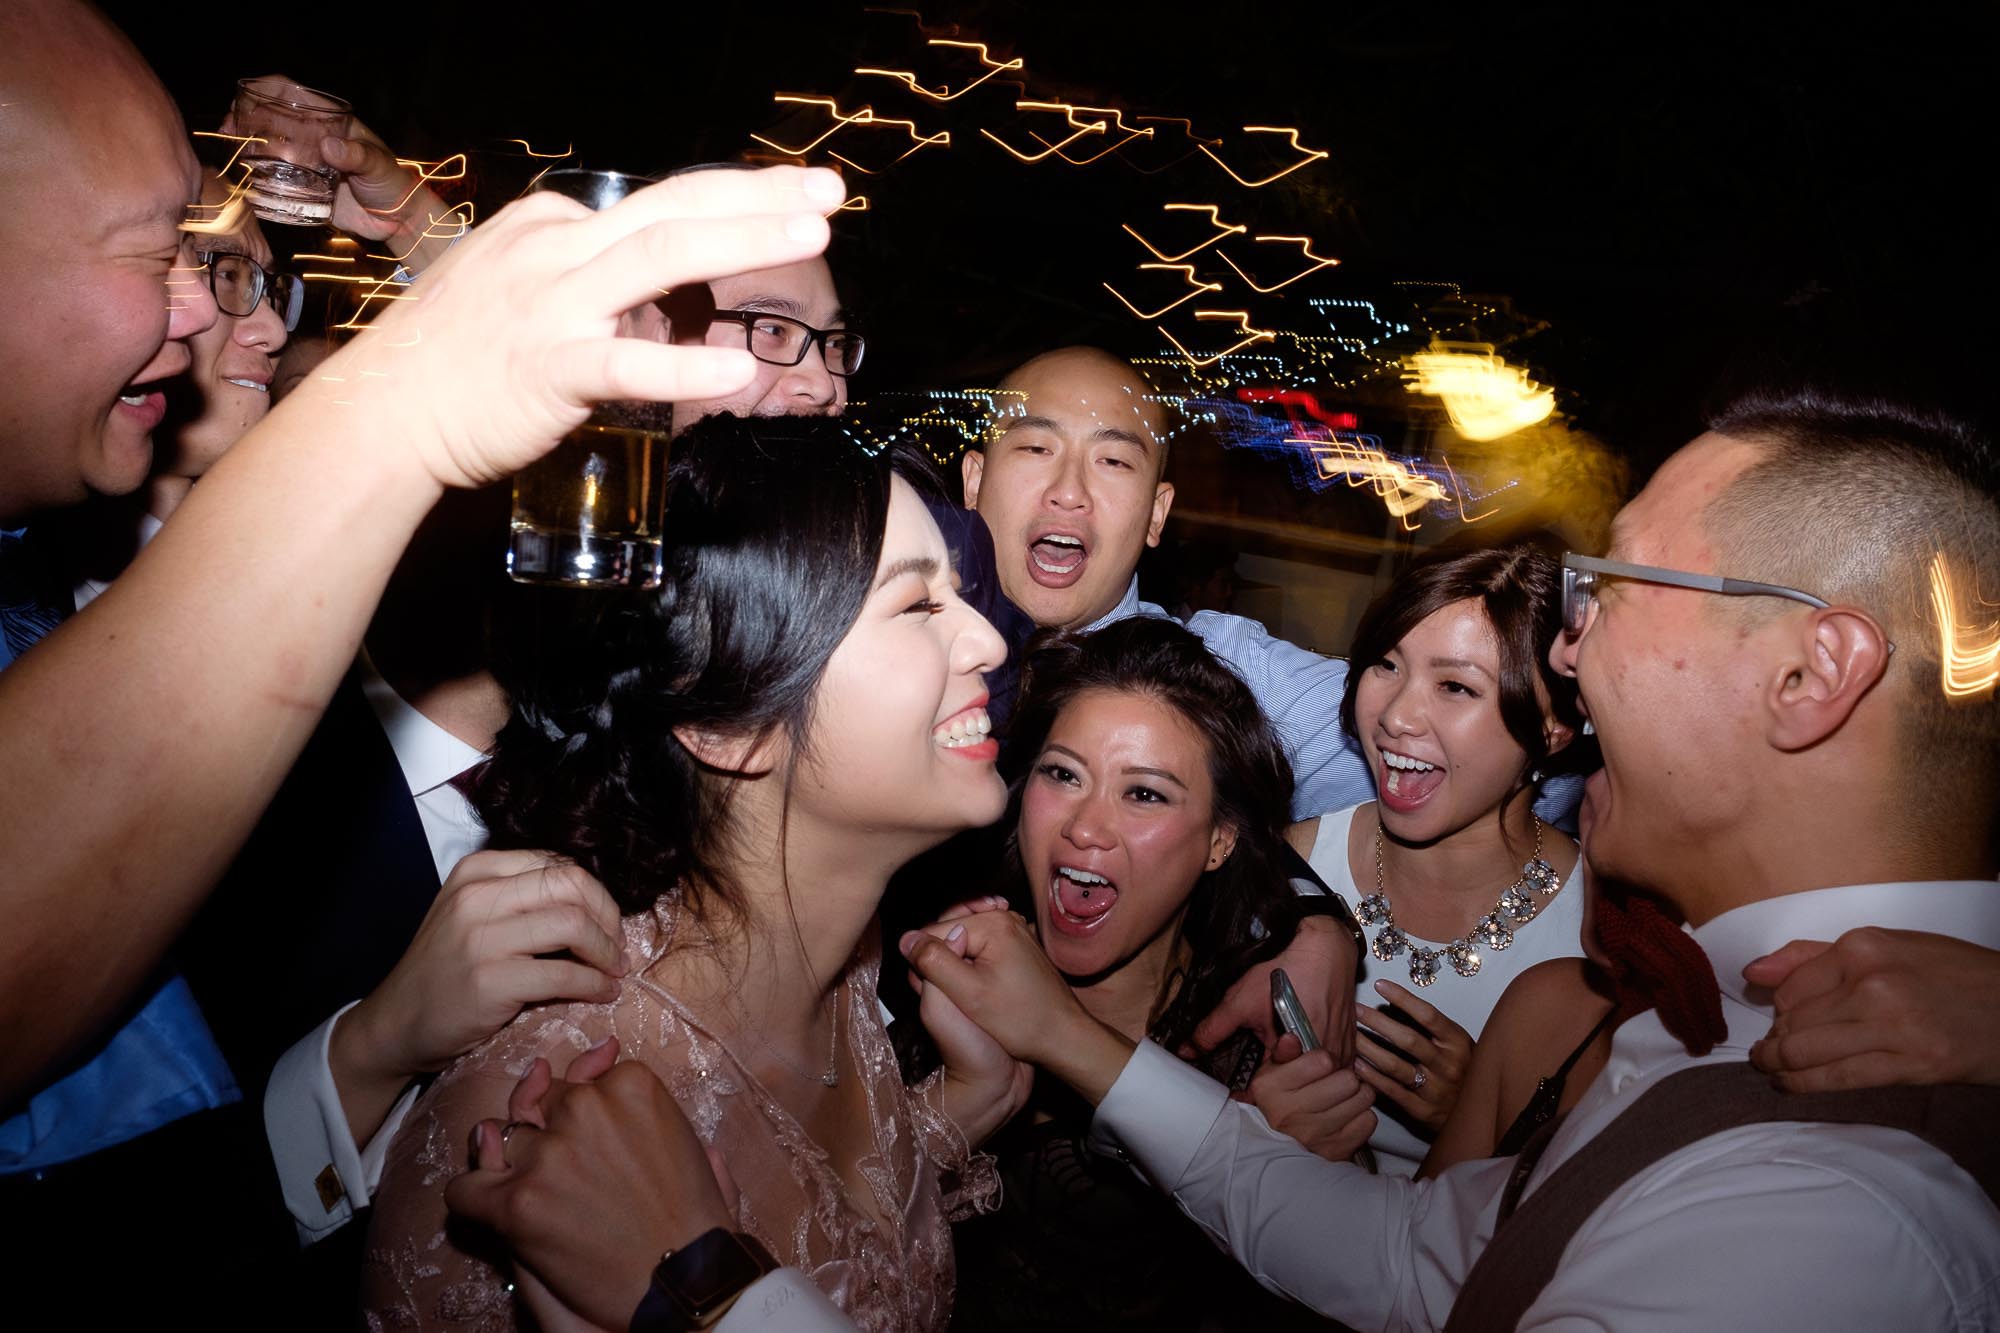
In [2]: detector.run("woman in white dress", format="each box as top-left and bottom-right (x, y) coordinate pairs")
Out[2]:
(1287, 543), (1587, 1176)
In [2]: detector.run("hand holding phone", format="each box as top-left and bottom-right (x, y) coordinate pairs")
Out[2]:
(1271, 968), (1322, 1054)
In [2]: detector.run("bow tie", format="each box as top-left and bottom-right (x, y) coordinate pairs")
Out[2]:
(1594, 885), (1729, 1057)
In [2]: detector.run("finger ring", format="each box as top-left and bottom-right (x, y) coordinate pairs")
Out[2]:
(1411, 1065), (1429, 1091)
(501, 1121), (528, 1151)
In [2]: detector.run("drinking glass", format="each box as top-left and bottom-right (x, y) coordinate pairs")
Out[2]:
(230, 78), (352, 225)
(506, 170), (675, 588)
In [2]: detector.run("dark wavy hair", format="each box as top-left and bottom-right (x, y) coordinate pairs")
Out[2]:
(474, 414), (941, 920)
(1338, 542), (1585, 819)
(1004, 617), (1299, 1052)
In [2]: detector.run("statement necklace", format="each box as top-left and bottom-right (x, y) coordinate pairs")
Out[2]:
(1356, 817), (1562, 987)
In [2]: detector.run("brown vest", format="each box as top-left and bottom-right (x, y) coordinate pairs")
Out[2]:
(1443, 1062), (2000, 1333)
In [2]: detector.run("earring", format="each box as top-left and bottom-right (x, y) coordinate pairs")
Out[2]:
(1529, 767), (1544, 785)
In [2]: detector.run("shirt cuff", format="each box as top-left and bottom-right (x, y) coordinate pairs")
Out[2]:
(716, 1269), (853, 1332)
(264, 1002), (419, 1245)
(1088, 1039), (1231, 1189)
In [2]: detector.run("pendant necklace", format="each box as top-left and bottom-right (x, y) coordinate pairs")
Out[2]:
(1356, 817), (1562, 988)
(751, 983), (842, 1088)
(696, 918), (843, 1087)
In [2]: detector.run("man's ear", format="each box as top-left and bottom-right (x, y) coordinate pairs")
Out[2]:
(1206, 821), (1238, 871)
(1145, 481), (1175, 549)
(671, 724), (780, 778)
(1766, 607), (1893, 752)
(961, 449), (985, 512)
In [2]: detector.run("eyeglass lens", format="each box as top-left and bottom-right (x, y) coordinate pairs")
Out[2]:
(1563, 568), (1596, 634)
(739, 315), (863, 375)
(204, 253), (303, 332)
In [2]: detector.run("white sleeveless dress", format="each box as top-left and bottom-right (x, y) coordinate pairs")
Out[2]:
(1305, 803), (1586, 1176)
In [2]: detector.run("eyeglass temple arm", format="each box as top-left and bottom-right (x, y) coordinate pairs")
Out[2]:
(1714, 576), (1829, 608)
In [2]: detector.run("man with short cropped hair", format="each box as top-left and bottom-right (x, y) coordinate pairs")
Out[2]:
(929, 382), (2000, 1329)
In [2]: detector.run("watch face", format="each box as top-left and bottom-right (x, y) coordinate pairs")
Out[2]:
(659, 1228), (772, 1317)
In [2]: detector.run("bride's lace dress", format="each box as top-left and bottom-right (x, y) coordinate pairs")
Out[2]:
(361, 901), (997, 1332)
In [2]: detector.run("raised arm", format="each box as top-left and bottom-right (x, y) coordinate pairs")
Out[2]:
(0, 165), (843, 1102)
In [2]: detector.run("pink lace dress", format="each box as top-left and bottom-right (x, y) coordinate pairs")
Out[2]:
(361, 901), (996, 1332)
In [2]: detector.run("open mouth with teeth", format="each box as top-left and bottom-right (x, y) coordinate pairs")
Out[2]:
(222, 378), (269, 394)
(1026, 531), (1088, 588)
(114, 384), (169, 429)
(1047, 864), (1119, 936)
(1378, 748), (1446, 812)
(933, 706), (995, 757)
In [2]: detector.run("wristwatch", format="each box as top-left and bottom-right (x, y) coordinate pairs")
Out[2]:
(629, 1227), (779, 1332)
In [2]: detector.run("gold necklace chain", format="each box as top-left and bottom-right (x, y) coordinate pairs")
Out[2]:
(1357, 817), (1561, 987)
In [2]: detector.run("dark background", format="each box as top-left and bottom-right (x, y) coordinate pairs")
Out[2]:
(112, 0), (1997, 484)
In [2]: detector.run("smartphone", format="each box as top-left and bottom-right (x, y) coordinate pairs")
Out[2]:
(1271, 968), (1322, 1054)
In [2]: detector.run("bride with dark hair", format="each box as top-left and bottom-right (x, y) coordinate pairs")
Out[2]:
(362, 414), (1021, 1333)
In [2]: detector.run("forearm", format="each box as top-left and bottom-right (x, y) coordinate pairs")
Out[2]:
(935, 1068), (1018, 1147)
(0, 359), (441, 1100)
(1036, 1009), (1139, 1108)
(327, 995), (422, 1151)
(1092, 1040), (1496, 1330)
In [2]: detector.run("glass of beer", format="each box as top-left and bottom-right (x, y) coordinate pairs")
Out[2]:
(229, 78), (352, 225)
(506, 170), (676, 588)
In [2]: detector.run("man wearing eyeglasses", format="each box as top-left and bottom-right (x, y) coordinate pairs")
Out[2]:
(661, 256), (858, 435)
(69, 172), (297, 608)
(901, 381), (2000, 1331)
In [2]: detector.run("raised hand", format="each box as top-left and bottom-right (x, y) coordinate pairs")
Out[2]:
(1352, 979), (1474, 1132)
(910, 900), (1033, 1144)
(1246, 1032), (1377, 1162)
(900, 910), (1137, 1106)
(276, 162), (843, 492)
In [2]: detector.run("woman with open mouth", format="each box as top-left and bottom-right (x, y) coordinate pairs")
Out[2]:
(362, 416), (1023, 1333)
(1287, 543), (1590, 1177)
(945, 616), (1359, 1333)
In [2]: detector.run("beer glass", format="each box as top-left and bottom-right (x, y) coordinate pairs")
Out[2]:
(506, 170), (676, 588)
(230, 78), (352, 225)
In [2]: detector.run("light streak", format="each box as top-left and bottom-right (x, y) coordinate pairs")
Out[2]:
(1010, 101), (1153, 165)
(1216, 234), (1340, 293)
(1405, 343), (1556, 441)
(180, 191), (251, 237)
(750, 95), (949, 162)
(1123, 203), (1245, 262)
(981, 118), (1104, 163)
(379, 154), (469, 221)
(1103, 263), (1222, 319)
(1199, 125), (1328, 187)
(1134, 115), (1224, 147)
(855, 38), (1024, 102)
(1928, 553), (2000, 699)
(192, 130), (260, 174)
(1158, 310), (1276, 369)
(506, 139), (573, 158)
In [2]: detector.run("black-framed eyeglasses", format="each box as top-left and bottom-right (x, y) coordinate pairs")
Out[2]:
(196, 250), (304, 333)
(1560, 552), (1831, 636)
(710, 309), (865, 376)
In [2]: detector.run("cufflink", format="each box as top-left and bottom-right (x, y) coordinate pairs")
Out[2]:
(314, 1164), (345, 1212)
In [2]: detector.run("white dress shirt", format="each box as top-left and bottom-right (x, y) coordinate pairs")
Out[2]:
(1306, 804), (1587, 1175)
(264, 659), (488, 1242)
(1089, 880), (2000, 1331)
